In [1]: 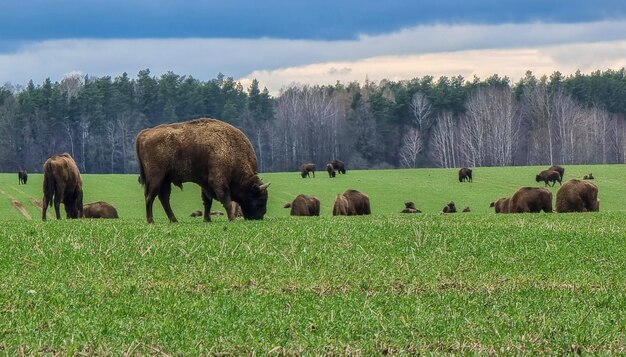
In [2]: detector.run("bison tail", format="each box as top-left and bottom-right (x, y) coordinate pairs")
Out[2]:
(136, 140), (146, 186)
(43, 164), (55, 207)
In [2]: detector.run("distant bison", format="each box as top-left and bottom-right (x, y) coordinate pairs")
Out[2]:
(556, 179), (599, 213)
(135, 118), (269, 223)
(286, 194), (320, 216)
(535, 170), (562, 187)
(190, 210), (203, 217)
(18, 169), (28, 185)
(401, 201), (421, 213)
(442, 201), (457, 213)
(300, 163), (315, 178)
(333, 189), (370, 216)
(458, 167), (472, 183)
(326, 163), (336, 178)
(42, 153), (83, 221)
(490, 197), (511, 213)
(462, 206), (471, 212)
(330, 160), (346, 174)
(583, 173), (594, 180)
(83, 201), (119, 219)
(509, 187), (553, 213)
(548, 165), (565, 180)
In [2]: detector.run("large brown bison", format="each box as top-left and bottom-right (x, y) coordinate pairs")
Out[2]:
(556, 179), (599, 213)
(458, 167), (472, 183)
(330, 160), (346, 174)
(535, 169), (562, 187)
(442, 201), (457, 213)
(548, 165), (565, 180)
(333, 189), (370, 216)
(326, 163), (336, 178)
(300, 163), (315, 178)
(508, 187), (553, 213)
(42, 153), (83, 221)
(490, 197), (510, 213)
(135, 118), (269, 223)
(286, 194), (320, 216)
(83, 201), (119, 218)
(18, 169), (28, 185)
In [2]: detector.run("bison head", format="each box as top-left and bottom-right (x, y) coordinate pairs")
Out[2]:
(238, 182), (270, 220)
(535, 174), (542, 183)
(300, 171), (308, 178)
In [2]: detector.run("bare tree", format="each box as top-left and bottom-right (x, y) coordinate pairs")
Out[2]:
(59, 72), (84, 101)
(409, 91), (433, 132)
(399, 128), (423, 168)
(431, 111), (457, 168)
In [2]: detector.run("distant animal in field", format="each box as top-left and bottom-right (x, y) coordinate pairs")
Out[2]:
(83, 201), (119, 218)
(458, 167), (472, 183)
(535, 170), (562, 187)
(401, 201), (421, 213)
(442, 201), (457, 213)
(329, 160), (346, 174)
(556, 179), (600, 213)
(547, 165), (565, 180)
(508, 187), (553, 213)
(490, 197), (511, 213)
(285, 194), (320, 216)
(326, 163), (336, 178)
(583, 173), (594, 180)
(190, 210), (203, 217)
(300, 163), (315, 178)
(18, 169), (28, 185)
(42, 153), (83, 221)
(462, 206), (471, 212)
(333, 189), (370, 215)
(135, 118), (269, 223)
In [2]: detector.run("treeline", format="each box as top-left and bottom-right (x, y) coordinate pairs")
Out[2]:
(0, 68), (625, 173)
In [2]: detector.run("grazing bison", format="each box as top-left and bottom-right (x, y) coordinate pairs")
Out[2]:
(42, 153), (83, 221)
(326, 163), (336, 178)
(18, 169), (28, 185)
(556, 179), (599, 213)
(535, 170), (562, 187)
(190, 210), (203, 217)
(83, 201), (119, 218)
(458, 167), (473, 183)
(401, 201), (421, 213)
(300, 163), (316, 178)
(548, 165), (565, 180)
(135, 118), (269, 223)
(442, 201), (457, 213)
(490, 197), (511, 213)
(583, 173), (594, 180)
(462, 206), (471, 212)
(286, 194), (320, 216)
(330, 160), (346, 174)
(333, 189), (371, 216)
(508, 187), (553, 213)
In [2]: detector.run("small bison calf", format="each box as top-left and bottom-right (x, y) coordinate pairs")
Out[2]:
(83, 201), (118, 219)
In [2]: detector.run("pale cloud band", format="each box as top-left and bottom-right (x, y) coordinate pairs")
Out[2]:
(1, 20), (625, 93)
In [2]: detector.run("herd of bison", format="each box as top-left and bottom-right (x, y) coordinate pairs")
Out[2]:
(21, 118), (600, 222)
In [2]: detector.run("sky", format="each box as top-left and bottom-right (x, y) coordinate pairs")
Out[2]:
(2, 0), (626, 94)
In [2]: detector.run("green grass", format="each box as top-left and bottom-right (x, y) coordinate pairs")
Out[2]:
(0, 165), (625, 354)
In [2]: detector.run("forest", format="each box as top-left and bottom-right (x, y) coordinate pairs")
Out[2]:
(0, 68), (625, 174)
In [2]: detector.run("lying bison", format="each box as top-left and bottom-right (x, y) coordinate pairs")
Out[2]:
(462, 206), (471, 212)
(458, 167), (472, 183)
(300, 163), (315, 178)
(509, 187), (553, 213)
(401, 201), (421, 213)
(326, 163), (336, 178)
(285, 194), (320, 216)
(556, 179), (599, 213)
(330, 160), (346, 174)
(442, 201), (457, 213)
(548, 165), (565, 180)
(135, 118), (269, 223)
(583, 173), (594, 180)
(536, 170), (562, 187)
(18, 169), (28, 185)
(333, 189), (370, 216)
(42, 153), (83, 221)
(83, 201), (119, 218)
(490, 197), (510, 213)
(190, 210), (203, 217)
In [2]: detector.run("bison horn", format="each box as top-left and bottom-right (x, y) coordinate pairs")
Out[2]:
(259, 182), (271, 191)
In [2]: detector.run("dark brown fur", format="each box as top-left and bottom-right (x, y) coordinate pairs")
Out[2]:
(490, 197), (510, 213)
(462, 207), (471, 212)
(42, 153), (83, 221)
(330, 160), (346, 174)
(458, 167), (472, 183)
(135, 118), (269, 223)
(547, 165), (565, 180)
(83, 201), (119, 219)
(535, 170), (562, 187)
(288, 194), (320, 216)
(583, 173), (594, 180)
(342, 189), (370, 215)
(18, 169), (28, 185)
(556, 179), (599, 213)
(333, 194), (352, 216)
(401, 201), (421, 213)
(326, 163), (336, 178)
(442, 201), (457, 213)
(300, 163), (316, 178)
(509, 187), (553, 213)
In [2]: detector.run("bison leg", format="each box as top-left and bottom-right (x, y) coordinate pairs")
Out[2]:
(201, 190), (213, 222)
(157, 183), (178, 223)
(145, 186), (159, 224)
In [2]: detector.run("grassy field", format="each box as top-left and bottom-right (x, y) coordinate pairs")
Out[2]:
(0, 165), (625, 354)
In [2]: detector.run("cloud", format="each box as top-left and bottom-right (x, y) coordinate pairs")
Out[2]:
(0, 20), (625, 93)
